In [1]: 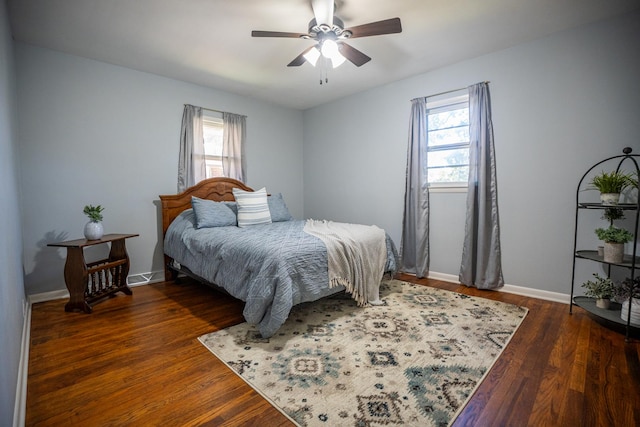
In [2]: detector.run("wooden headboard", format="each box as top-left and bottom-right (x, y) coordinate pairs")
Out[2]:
(159, 177), (254, 280)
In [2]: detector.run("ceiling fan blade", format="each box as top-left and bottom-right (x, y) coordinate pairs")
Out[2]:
(287, 46), (316, 67)
(346, 17), (402, 38)
(311, 0), (334, 26)
(252, 30), (308, 38)
(338, 42), (371, 67)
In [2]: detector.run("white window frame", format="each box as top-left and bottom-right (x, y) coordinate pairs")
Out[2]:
(426, 91), (470, 192)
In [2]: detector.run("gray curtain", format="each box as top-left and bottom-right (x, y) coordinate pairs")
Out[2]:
(459, 82), (504, 289)
(222, 112), (246, 182)
(400, 98), (430, 278)
(177, 104), (205, 193)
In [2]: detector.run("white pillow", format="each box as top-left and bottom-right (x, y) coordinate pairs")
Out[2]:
(232, 187), (272, 227)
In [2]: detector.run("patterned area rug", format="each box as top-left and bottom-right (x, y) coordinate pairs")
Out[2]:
(199, 279), (528, 426)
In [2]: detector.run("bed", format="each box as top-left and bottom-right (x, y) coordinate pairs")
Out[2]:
(159, 177), (398, 337)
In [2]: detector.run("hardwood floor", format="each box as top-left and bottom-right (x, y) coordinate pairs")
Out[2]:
(26, 274), (640, 426)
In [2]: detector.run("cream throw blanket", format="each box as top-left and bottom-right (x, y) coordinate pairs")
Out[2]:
(304, 219), (387, 306)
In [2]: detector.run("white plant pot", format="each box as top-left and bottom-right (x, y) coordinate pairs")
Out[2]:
(600, 193), (620, 206)
(84, 221), (104, 240)
(596, 298), (610, 309)
(621, 298), (640, 325)
(603, 242), (624, 263)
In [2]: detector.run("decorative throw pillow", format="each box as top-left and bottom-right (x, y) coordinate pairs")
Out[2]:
(223, 201), (238, 216)
(232, 187), (272, 227)
(191, 197), (237, 228)
(268, 193), (293, 222)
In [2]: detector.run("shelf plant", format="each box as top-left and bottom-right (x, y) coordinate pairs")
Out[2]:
(594, 226), (633, 264)
(590, 170), (634, 205)
(581, 273), (615, 308)
(616, 277), (640, 324)
(616, 276), (640, 301)
(594, 226), (634, 244)
(602, 207), (625, 224)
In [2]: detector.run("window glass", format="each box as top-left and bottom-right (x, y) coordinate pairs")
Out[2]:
(426, 92), (470, 187)
(203, 117), (224, 178)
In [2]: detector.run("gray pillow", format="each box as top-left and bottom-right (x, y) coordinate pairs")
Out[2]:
(223, 201), (238, 216)
(268, 193), (293, 222)
(191, 196), (237, 228)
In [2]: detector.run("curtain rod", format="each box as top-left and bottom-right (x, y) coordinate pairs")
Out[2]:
(412, 81), (490, 102)
(183, 104), (246, 118)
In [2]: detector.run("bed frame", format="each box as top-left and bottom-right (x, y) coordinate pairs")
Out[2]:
(159, 177), (254, 281)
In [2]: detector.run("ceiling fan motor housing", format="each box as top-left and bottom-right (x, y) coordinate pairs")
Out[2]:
(306, 17), (352, 40)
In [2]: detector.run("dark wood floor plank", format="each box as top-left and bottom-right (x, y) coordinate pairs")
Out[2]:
(26, 275), (640, 426)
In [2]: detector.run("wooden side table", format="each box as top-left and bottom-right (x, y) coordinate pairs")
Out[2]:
(48, 233), (139, 313)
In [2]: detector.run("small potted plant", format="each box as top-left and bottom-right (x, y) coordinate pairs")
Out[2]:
(616, 277), (640, 324)
(83, 204), (105, 240)
(590, 170), (633, 205)
(594, 226), (633, 263)
(601, 207), (625, 224)
(581, 273), (615, 309)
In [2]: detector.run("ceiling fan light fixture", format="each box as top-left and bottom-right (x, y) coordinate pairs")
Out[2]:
(320, 39), (345, 67)
(330, 53), (346, 68)
(320, 38), (337, 57)
(303, 46), (321, 66)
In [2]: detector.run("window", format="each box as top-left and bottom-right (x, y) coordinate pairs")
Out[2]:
(427, 91), (470, 187)
(203, 116), (224, 178)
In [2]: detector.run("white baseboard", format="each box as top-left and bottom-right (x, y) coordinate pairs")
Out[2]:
(425, 271), (570, 304)
(501, 283), (570, 304)
(28, 289), (68, 304)
(28, 270), (164, 304)
(13, 299), (30, 427)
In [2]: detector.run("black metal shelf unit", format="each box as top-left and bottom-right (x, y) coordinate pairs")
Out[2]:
(569, 147), (640, 339)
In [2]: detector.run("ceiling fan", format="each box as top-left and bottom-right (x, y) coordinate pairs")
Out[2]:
(251, 0), (402, 69)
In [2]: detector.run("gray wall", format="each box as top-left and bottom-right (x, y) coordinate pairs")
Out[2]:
(12, 9), (640, 298)
(303, 12), (640, 294)
(0, 0), (26, 424)
(16, 44), (305, 294)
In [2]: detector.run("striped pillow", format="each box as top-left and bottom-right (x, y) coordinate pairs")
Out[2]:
(232, 187), (272, 227)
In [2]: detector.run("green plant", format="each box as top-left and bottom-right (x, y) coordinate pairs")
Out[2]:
(602, 207), (625, 223)
(590, 170), (633, 194)
(615, 277), (640, 301)
(594, 226), (634, 243)
(581, 273), (615, 299)
(83, 205), (104, 222)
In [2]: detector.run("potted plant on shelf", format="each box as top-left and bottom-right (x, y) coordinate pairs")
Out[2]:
(616, 277), (640, 324)
(602, 207), (625, 224)
(83, 204), (105, 240)
(581, 273), (615, 309)
(594, 226), (633, 263)
(590, 170), (633, 205)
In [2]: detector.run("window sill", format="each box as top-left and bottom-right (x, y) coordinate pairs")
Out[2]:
(428, 185), (468, 193)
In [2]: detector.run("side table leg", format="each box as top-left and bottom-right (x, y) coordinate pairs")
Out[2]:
(109, 239), (133, 295)
(64, 247), (92, 313)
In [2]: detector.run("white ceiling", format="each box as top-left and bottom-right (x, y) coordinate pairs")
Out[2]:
(7, 0), (640, 110)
